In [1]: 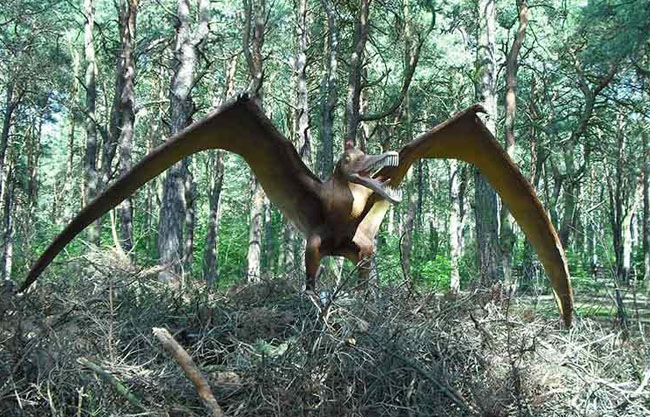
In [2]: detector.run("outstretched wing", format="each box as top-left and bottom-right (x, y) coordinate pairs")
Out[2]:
(20, 96), (321, 292)
(379, 105), (573, 326)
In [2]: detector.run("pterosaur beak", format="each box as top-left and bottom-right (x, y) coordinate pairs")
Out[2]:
(349, 151), (402, 203)
(350, 174), (403, 203)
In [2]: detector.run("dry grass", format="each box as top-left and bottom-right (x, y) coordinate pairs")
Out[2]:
(1, 251), (649, 416)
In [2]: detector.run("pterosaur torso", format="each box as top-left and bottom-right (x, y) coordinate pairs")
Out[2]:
(20, 95), (574, 326)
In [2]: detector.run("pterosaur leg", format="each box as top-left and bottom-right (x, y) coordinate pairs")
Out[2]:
(351, 234), (375, 289)
(305, 235), (322, 292)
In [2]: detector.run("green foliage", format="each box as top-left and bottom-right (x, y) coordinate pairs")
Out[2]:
(413, 254), (452, 290)
(1, 0), (649, 300)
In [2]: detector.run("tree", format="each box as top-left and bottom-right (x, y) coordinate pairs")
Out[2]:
(318, 0), (338, 179)
(500, 0), (529, 285)
(474, 0), (502, 285)
(242, 0), (267, 282)
(158, 0), (209, 281)
(83, 0), (100, 243)
(202, 57), (237, 283)
(117, 0), (138, 253)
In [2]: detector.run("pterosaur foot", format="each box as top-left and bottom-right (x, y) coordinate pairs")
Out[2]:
(355, 257), (373, 290)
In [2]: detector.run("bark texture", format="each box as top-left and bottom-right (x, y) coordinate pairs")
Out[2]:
(0, 156), (14, 280)
(449, 160), (462, 293)
(83, 0), (100, 243)
(202, 58), (237, 283)
(243, 0), (267, 281)
(642, 129), (650, 289)
(202, 151), (225, 283)
(0, 83), (22, 205)
(474, 0), (503, 285)
(153, 328), (223, 417)
(500, 0), (529, 286)
(318, 0), (338, 179)
(158, 0), (209, 281)
(117, 0), (138, 253)
(345, 0), (370, 146)
(284, 0), (312, 274)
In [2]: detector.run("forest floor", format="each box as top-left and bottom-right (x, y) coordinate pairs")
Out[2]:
(1, 251), (649, 416)
(520, 291), (650, 324)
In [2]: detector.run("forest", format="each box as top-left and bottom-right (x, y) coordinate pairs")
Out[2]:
(1, 0), (650, 415)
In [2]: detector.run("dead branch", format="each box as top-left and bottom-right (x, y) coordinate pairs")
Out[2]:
(152, 327), (223, 417)
(77, 357), (147, 412)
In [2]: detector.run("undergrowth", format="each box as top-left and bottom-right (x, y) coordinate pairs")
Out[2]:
(1, 250), (649, 416)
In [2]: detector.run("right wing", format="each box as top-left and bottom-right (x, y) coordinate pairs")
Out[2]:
(378, 105), (574, 326)
(20, 95), (322, 292)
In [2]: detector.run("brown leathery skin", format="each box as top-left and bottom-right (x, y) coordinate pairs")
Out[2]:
(21, 96), (323, 292)
(377, 105), (573, 327)
(21, 98), (573, 328)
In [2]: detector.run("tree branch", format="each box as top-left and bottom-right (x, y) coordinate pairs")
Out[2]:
(153, 327), (223, 417)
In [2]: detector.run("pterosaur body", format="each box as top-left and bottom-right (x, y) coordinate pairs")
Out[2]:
(20, 95), (574, 325)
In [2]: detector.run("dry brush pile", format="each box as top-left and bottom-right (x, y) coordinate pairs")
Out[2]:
(1, 251), (649, 416)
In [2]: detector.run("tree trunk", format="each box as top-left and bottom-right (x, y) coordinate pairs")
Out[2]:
(27, 108), (44, 211)
(263, 202), (275, 275)
(622, 187), (642, 284)
(63, 114), (77, 224)
(59, 47), (81, 225)
(521, 76), (544, 285)
(202, 151), (225, 283)
(243, 0), (267, 282)
(500, 0), (529, 287)
(607, 114), (635, 284)
(474, 0), (502, 285)
(183, 168), (196, 275)
(401, 180), (417, 281)
(0, 156), (13, 280)
(557, 60), (616, 248)
(344, 0), (370, 146)
(449, 160), (463, 293)
(158, 0), (209, 281)
(295, 0), (311, 166)
(558, 151), (580, 249)
(318, 0), (338, 179)
(101, 40), (124, 195)
(145, 69), (167, 256)
(282, 0), (312, 275)
(642, 128), (650, 290)
(83, 0), (100, 243)
(247, 177), (265, 281)
(117, 0), (138, 253)
(400, 86), (417, 282)
(0, 83), (21, 206)
(202, 57), (237, 283)
(0, 84), (12, 206)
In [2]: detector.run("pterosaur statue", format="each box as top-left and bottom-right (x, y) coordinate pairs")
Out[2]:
(20, 95), (574, 325)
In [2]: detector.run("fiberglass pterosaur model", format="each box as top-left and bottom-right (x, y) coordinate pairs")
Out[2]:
(20, 95), (574, 326)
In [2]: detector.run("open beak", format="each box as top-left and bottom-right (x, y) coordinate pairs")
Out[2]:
(349, 151), (402, 203)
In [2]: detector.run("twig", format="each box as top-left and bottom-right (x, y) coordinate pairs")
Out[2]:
(152, 327), (223, 417)
(386, 348), (475, 415)
(77, 358), (147, 412)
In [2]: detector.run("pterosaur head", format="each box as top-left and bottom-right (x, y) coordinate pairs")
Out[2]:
(336, 145), (402, 203)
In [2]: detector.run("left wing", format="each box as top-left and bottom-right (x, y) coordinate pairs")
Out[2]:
(20, 95), (322, 292)
(378, 105), (574, 326)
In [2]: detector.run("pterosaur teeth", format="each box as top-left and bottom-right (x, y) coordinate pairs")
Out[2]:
(385, 152), (399, 167)
(386, 185), (402, 202)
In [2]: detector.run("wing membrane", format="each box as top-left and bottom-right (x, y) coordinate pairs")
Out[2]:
(380, 105), (574, 326)
(20, 96), (321, 292)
